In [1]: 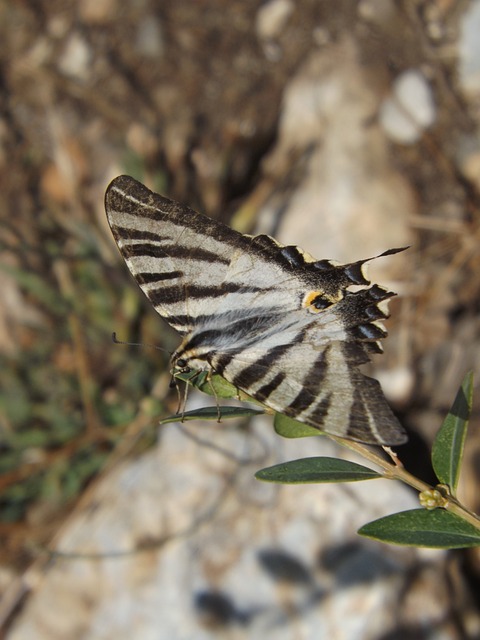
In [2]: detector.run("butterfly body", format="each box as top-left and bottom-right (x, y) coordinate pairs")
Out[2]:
(105, 175), (407, 445)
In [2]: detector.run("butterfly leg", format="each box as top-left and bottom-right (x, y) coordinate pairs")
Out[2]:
(204, 371), (222, 423)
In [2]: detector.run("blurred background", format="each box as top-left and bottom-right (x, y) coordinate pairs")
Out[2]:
(1, 1), (480, 638)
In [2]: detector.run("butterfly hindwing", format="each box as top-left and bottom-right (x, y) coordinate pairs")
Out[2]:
(105, 175), (407, 445)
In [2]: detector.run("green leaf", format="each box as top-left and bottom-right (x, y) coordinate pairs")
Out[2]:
(198, 374), (240, 399)
(274, 413), (323, 438)
(174, 369), (209, 387)
(174, 371), (239, 399)
(159, 406), (264, 424)
(358, 508), (480, 549)
(255, 457), (382, 484)
(432, 371), (473, 493)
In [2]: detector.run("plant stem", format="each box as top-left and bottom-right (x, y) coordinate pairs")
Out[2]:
(443, 497), (480, 530)
(329, 435), (480, 531)
(328, 435), (431, 492)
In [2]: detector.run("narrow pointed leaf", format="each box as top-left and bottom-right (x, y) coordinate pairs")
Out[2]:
(358, 508), (480, 549)
(160, 406), (264, 424)
(255, 457), (381, 484)
(432, 371), (473, 492)
(274, 413), (323, 438)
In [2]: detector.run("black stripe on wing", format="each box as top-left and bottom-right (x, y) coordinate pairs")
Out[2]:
(345, 372), (403, 444)
(148, 282), (267, 306)
(229, 342), (298, 389)
(110, 226), (174, 243)
(285, 348), (329, 413)
(180, 310), (288, 356)
(255, 371), (287, 400)
(122, 242), (230, 264)
(136, 271), (184, 283)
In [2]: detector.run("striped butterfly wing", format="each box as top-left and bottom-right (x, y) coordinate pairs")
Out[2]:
(106, 175), (407, 445)
(105, 175), (250, 336)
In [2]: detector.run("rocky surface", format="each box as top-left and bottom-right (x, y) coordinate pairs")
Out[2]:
(1, 1), (480, 638)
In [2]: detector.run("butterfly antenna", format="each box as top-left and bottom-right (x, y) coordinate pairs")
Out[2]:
(111, 332), (171, 355)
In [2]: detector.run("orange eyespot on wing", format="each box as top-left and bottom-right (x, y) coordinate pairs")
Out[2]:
(302, 291), (340, 313)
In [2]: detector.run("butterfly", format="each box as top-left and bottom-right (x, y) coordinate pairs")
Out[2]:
(105, 175), (407, 445)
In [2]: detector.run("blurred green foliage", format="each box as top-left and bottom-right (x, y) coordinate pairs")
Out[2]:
(0, 210), (174, 530)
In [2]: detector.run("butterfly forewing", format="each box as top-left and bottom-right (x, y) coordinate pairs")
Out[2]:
(105, 175), (407, 446)
(105, 176), (243, 334)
